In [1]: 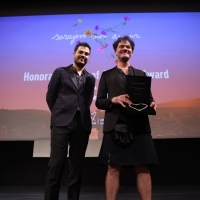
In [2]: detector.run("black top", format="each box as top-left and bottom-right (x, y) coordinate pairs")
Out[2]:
(95, 66), (153, 133)
(71, 65), (85, 91)
(117, 67), (134, 124)
(117, 66), (134, 93)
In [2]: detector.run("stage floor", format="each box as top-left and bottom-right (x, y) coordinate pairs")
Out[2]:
(0, 185), (200, 200)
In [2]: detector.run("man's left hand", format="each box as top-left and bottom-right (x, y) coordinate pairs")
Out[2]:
(150, 101), (157, 111)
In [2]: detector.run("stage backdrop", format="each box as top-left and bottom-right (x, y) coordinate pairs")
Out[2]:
(0, 12), (200, 143)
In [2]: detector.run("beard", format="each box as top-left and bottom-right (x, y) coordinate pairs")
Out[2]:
(118, 51), (131, 63)
(74, 57), (87, 69)
(120, 56), (129, 63)
(118, 55), (130, 63)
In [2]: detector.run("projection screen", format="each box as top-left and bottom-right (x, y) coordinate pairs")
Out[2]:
(0, 12), (200, 156)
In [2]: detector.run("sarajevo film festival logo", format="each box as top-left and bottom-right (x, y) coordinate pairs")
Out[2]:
(90, 111), (97, 125)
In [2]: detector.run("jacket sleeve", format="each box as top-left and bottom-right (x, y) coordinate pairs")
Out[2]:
(95, 71), (112, 110)
(46, 68), (60, 112)
(143, 71), (155, 103)
(149, 91), (154, 103)
(88, 76), (95, 106)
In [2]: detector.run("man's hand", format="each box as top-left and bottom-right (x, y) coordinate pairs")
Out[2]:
(111, 94), (132, 108)
(150, 101), (157, 111)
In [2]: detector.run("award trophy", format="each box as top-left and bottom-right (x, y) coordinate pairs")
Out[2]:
(126, 75), (156, 115)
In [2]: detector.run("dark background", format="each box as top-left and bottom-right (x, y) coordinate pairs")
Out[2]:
(0, 0), (199, 16)
(1, 139), (200, 186)
(1, 0), (200, 187)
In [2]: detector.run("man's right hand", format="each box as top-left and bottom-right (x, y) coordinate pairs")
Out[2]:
(111, 94), (132, 108)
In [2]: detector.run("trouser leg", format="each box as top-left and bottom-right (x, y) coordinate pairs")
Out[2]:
(67, 112), (90, 200)
(45, 125), (72, 200)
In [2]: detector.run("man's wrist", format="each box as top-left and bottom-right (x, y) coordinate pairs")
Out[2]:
(111, 96), (118, 103)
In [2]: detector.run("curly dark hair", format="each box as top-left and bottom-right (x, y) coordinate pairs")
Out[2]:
(74, 42), (91, 54)
(113, 35), (135, 51)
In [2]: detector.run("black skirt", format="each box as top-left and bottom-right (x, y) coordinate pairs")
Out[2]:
(98, 131), (159, 166)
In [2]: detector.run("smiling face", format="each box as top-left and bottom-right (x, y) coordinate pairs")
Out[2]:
(115, 40), (133, 63)
(73, 46), (90, 69)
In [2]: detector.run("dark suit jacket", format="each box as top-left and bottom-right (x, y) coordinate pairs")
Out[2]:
(95, 66), (154, 133)
(46, 65), (95, 132)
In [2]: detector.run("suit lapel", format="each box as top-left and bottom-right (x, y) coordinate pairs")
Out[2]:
(131, 66), (137, 76)
(111, 66), (124, 93)
(79, 70), (88, 94)
(131, 66), (143, 76)
(63, 65), (78, 92)
(64, 65), (89, 94)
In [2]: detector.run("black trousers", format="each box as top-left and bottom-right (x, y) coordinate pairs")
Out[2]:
(45, 111), (90, 200)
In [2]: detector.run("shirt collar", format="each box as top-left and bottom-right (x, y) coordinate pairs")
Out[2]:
(117, 66), (131, 74)
(71, 65), (85, 75)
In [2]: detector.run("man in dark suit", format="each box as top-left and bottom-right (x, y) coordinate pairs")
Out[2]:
(45, 42), (95, 200)
(96, 36), (158, 200)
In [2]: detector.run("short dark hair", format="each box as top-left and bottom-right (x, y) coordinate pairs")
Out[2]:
(74, 42), (91, 54)
(113, 35), (135, 51)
